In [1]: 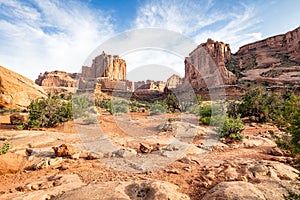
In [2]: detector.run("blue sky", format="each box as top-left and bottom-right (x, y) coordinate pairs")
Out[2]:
(0, 0), (300, 80)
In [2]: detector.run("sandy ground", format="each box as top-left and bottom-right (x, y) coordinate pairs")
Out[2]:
(0, 112), (288, 199)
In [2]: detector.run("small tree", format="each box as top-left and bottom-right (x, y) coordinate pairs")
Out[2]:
(166, 93), (180, 112)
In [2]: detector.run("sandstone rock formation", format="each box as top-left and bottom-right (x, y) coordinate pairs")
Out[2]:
(82, 51), (126, 80)
(35, 71), (79, 87)
(166, 74), (182, 89)
(79, 51), (129, 92)
(184, 39), (237, 90)
(0, 66), (47, 109)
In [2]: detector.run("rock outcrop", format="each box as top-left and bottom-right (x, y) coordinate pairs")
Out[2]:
(166, 74), (182, 89)
(35, 71), (78, 87)
(81, 51), (126, 80)
(0, 66), (47, 109)
(184, 39), (237, 90)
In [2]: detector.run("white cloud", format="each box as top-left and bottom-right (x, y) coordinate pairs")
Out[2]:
(135, 0), (262, 52)
(0, 0), (115, 80)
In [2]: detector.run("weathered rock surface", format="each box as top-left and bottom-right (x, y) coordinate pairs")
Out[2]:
(202, 181), (266, 200)
(203, 180), (300, 200)
(3, 174), (85, 200)
(35, 71), (78, 87)
(0, 66), (47, 109)
(0, 152), (26, 175)
(53, 181), (190, 200)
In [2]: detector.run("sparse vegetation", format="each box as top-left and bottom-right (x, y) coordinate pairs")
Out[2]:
(150, 101), (166, 115)
(1, 142), (12, 155)
(110, 100), (128, 114)
(27, 94), (72, 128)
(217, 116), (244, 140)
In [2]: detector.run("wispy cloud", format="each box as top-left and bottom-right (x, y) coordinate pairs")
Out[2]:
(135, 0), (262, 52)
(0, 0), (114, 80)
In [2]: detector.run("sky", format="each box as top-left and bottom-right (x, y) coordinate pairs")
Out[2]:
(0, 0), (300, 81)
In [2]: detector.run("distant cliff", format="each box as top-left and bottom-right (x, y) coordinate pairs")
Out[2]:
(226, 26), (300, 87)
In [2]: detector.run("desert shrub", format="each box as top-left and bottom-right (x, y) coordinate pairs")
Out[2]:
(188, 104), (201, 115)
(27, 94), (72, 128)
(97, 99), (111, 110)
(217, 116), (244, 140)
(200, 104), (222, 117)
(238, 87), (282, 122)
(227, 101), (242, 118)
(150, 102), (165, 115)
(110, 100), (128, 114)
(203, 114), (226, 126)
(73, 95), (94, 118)
(1, 142), (12, 155)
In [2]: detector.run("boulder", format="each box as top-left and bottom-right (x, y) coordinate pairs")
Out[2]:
(10, 113), (29, 125)
(202, 181), (266, 200)
(0, 152), (25, 174)
(113, 148), (137, 158)
(52, 144), (76, 157)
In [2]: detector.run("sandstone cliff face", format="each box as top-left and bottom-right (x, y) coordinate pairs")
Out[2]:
(35, 71), (79, 87)
(184, 39), (237, 89)
(237, 26), (300, 65)
(0, 66), (47, 109)
(227, 26), (300, 87)
(82, 51), (126, 80)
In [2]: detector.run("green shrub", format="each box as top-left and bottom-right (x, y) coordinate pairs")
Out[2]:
(166, 93), (179, 111)
(217, 116), (244, 140)
(27, 94), (72, 128)
(1, 142), (12, 155)
(238, 87), (282, 122)
(200, 104), (222, 117)
(97, 99), (111, 110)
(110, 100), (128, 114)
(73, 95), (94, 118)
(187, 104), (201, 115)
(150, 103), (165, 115)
